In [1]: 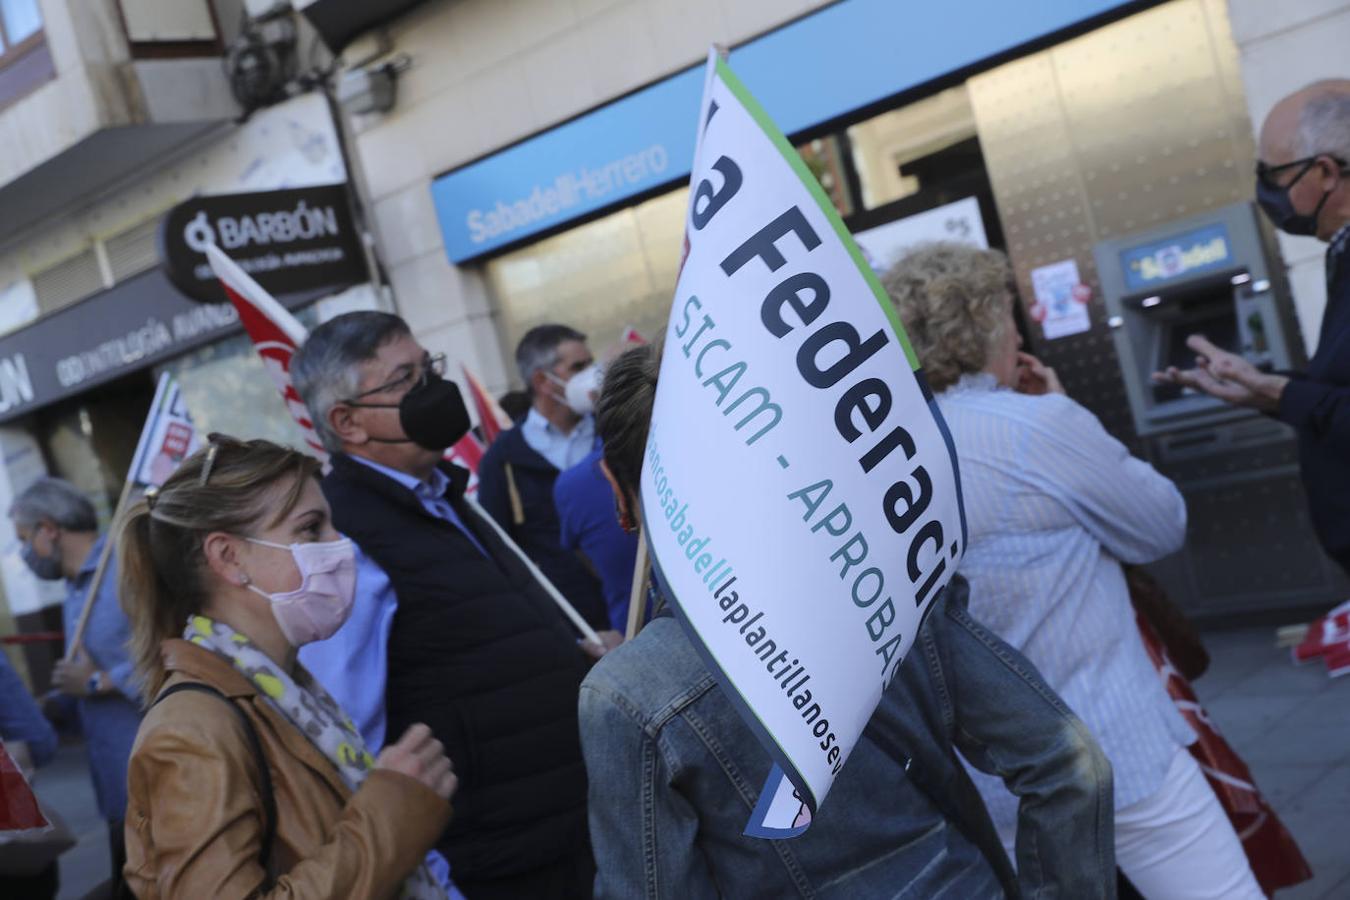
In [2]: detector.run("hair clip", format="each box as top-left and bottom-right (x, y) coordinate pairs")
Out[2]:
(144, 485), (160, 510)
(199, 442), (221, 486)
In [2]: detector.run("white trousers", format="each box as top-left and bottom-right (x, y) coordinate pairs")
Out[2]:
(999, 746), (1264, 899)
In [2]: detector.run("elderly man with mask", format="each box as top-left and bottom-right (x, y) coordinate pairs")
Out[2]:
(476, 324), (612, 632)
(1155, 79), (1350, 574)
(9, 478), (141, 898)
(292, 312), (617, 900)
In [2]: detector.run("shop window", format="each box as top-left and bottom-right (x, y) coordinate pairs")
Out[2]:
(33, 372), (156, 529)
(155, 306), (324, 452)
(0, 0), (53, 109)
(30, 249), (106, 315)
(486, 188), (689, 375)
(847, 86), (978, 211)
(104, 217), (163, 282)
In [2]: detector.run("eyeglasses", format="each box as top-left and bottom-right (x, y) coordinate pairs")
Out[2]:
(1256, 155), (1349, 189)
(345, 353), (446, 403)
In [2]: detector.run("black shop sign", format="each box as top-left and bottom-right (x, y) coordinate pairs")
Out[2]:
(160, 183), (366, 303)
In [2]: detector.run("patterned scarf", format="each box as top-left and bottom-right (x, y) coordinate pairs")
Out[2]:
(184, 615), (447, 899)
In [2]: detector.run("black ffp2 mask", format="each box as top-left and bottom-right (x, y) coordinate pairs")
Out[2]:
(1256, 174), (1329, 237)
(359, 374), (472, 451)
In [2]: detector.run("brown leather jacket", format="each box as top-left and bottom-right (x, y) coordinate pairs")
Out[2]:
(124, 639), (452, 899)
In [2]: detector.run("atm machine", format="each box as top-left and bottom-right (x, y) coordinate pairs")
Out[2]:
(1095, 202), (1348, 620)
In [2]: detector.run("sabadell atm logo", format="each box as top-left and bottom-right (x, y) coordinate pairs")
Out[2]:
(1130, 235), (1230, 283)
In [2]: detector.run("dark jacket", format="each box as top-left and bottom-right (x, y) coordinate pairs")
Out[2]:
(580, 577), (1115, 899)
(477, 424), (610, 630)
(321, 453), (591, 884)
(1277, 226), (1350, 573)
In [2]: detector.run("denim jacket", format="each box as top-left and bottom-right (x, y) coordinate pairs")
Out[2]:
(579, 576), (1114, 899)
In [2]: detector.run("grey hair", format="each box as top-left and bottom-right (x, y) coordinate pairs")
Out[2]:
(1296, 85), (1350, 161)
(291, 311), (412, 453)
(9, 477), (98, 532)
(880, 242), (1015, 392)
(515, 324), (586, 393)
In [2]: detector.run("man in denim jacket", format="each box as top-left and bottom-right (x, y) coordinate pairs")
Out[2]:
(580, 345), (1116, 899)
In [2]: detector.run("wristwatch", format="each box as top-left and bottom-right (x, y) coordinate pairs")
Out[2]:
(86, 671), (103, 695)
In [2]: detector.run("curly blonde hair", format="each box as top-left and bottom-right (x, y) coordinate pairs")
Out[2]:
(879, 242), (1014, 392)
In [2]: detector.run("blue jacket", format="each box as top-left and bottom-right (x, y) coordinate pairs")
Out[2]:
(1277, 226), (1350, 571)
(0, 650), (56, 767)
(579, 576), (1114, 899)
(64, 535), (143, 822)
(554, 447), (640, 630)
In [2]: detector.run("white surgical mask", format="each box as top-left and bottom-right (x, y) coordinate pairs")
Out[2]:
(548, 364), (603, 416)
(241, 536), (356, 646)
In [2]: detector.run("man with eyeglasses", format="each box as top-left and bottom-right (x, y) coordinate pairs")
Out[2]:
(291, 312), (603, 899)
(1155, 79), (1350, 575)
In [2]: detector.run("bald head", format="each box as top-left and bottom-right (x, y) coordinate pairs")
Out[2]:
(1260, 80), (1350, 165)
(1256, 80), (1350, 241)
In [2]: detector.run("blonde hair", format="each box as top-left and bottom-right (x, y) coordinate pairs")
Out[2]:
(879, 242), (1015, 392)
(117, 435), (321, 701)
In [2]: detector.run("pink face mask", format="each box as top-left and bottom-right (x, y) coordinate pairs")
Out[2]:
(242, 536), (356, 646)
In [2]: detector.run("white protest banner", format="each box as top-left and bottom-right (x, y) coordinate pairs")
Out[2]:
(643, 51), (967, 838)
(128, 373), (203, 489)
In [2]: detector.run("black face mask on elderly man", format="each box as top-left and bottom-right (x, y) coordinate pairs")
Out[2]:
(1255, 155), (1347, 236)
(347, 371), (472, 451)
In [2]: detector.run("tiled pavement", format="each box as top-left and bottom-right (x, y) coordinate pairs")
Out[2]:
(1192, 627), (1350, 900)
(31, 626), (1349, 899)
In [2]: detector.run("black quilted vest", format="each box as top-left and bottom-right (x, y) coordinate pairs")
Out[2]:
(322, 453), (590, 882)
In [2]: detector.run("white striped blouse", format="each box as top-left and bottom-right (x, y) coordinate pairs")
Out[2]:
(936, 373), (1197, 825)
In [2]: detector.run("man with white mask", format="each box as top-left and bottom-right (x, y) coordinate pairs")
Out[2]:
(477, 324), (612, 632)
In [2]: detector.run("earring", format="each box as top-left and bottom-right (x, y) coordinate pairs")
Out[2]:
(238, 574), (251, 587)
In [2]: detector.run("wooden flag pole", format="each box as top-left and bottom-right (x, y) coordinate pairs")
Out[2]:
(64, 477), (137, 660)
(625, 529), (650, 641)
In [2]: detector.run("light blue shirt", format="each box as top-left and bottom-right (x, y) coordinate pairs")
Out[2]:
(936, 374), (1196, 822)
(521, 408), (595, 472)
(298, 456), (479, 899)
(63, 535), (142, 822)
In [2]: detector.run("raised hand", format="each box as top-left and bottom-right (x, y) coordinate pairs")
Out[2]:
(376, 723), (458, 802)
(1015, 352), (1065, 396)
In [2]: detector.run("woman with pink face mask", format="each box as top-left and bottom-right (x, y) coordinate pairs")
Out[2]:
(117, 435), (457, 899)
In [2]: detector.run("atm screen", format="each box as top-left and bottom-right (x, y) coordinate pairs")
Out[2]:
(1153, 309), (1239, 403)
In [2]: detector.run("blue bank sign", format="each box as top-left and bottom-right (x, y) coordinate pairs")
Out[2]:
(1119, 222), (1234, 293)
(432, 0), (1141, 263)
(446, 69), (701, 259)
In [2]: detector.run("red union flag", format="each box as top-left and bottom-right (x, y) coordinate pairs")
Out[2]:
(205, 245), (486, 483)
(206, 245), (329, 461)
(461, 364), (512, 446)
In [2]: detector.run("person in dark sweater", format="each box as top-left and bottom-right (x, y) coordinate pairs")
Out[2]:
(1155, 80), (1350, 574)
(477, 325), (611, 631)
(291, 312), (618, 900)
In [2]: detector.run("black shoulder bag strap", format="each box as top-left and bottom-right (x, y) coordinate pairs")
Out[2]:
(153, 682), (277, 876)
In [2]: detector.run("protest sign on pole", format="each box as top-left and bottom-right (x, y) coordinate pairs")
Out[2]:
(643, 50), (967, 838)
(67, 373), (201, 656)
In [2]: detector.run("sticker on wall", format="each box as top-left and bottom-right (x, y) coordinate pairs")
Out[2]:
(1030, 258), (1091, 340)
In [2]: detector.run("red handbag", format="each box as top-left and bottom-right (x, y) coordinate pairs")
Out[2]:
(0, 743), (45, 832)
(1135, 615), (1312, 896)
